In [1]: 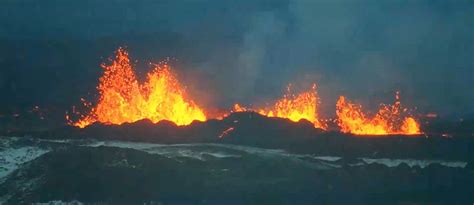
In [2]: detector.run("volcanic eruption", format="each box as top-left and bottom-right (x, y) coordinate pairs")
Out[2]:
(71, 48), (422, 136)
(71, 48), (206, 128)
(232, 84), (326, 129)
(336, 92), (421, 135)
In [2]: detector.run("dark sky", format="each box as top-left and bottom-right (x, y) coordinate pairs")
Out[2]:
(0, 0), (472, 118)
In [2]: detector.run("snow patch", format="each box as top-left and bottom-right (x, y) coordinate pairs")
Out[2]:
(0, 146), (50, 179)
(312, 156), (342, 162)
(360, 158), (467, 168)
(89, 141), (338, 169)
(32, 200), (84, 205)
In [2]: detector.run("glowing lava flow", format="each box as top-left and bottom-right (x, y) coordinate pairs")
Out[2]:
(72, 48), (206, 128)
(70, 48), (424, 137)
(233, 84), (326, 129)
(336, 92), (421, 135)
(218, 127), (235, 138)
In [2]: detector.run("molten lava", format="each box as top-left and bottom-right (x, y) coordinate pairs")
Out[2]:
(72, 48), (206, 128)
(70, 48), (424, 137)
(336, 92), (421, 135)
(232, 84), (326, 129)
(218, 127), (235, 138)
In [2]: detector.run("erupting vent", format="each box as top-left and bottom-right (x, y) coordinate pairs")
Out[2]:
(72, 48), (206, 128)
(70, 48), (422, 136)
(232, 84), (326, 129)
(336, 93), (421, 135)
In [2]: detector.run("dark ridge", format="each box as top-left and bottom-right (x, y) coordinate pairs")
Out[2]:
(2, 112), (473, 162)
(1, 146), (472, 204)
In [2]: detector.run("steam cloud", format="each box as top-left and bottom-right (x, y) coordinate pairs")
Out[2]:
(0, 0), (472, 118)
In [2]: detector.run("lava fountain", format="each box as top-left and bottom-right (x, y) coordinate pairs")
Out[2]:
(70, 48), (422, 136)
(232, 84), (326, 129)
(71, 48), (206, 128)
(336, 92), (421, 135)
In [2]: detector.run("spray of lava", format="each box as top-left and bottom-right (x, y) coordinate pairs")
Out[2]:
(71, 48), (206, 128)
(232, 84), (326, 129)
(336, 92), (421, 135)
(70, 48), (423, 136)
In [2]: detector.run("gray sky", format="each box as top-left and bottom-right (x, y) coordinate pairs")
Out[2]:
(0, 0), (472, 117)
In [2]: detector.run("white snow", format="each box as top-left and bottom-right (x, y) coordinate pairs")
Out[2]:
(0, 137), (468, 177)
(89, 141), (468, 169)
(0, 146), (50, 179)
(312, 156), (342, 161)
(360, 158), (467, 168)
(32, 200), (84, 205)
(86, 141), (339, 169)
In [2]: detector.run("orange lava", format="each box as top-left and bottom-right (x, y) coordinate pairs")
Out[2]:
(72, 48), (206, 128)
(70, 48), (424, 137)
(336, 92), (421, 135)
(218, 127), (235, 138)
(232, 84), (326, 129)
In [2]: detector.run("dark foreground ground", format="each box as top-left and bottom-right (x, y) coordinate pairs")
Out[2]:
(0, 138), (473, 205)
(0, 112), (473, 204)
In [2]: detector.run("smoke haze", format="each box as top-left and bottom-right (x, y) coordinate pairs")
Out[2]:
(0, 0), (472, 118)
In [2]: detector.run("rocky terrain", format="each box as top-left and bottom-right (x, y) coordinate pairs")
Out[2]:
(1, 112), (473, 204)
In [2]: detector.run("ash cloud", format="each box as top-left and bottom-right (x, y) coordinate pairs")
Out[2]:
(0, 0), (472, 118)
